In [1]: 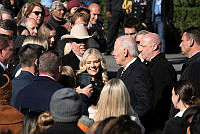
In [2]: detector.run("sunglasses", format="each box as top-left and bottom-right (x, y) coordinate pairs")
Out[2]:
(33, 11), (43, 16)
(136, 41), (140, 45)
(125, 32), (137, 36)
(71, 39), (88, 44)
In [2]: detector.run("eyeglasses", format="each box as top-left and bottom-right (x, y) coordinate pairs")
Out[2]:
(33, 11), (43, 16)
(71, 39), (88, 44)
(125, 32), (137, 36)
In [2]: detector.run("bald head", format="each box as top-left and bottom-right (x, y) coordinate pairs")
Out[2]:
(143, 33), (161, 47)
(140, 32), (161, 61)
(88, 3), (100, 10)
(88, 3), (100, 25)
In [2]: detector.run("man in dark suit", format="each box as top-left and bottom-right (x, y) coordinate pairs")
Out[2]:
(140, 32), (177, 131)
(14, 51), (64, 114)
(151, 0), (173, 53)
(11, 44), (43, 107)
(179, 27), (200, 97)
(0, 36), (13, 78)
(61, 24), (91, 72)
(112, 35), (153, 118)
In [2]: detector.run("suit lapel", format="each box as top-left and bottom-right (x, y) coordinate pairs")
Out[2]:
(120, 58), (140, 80)
(69, 51), (80, 71)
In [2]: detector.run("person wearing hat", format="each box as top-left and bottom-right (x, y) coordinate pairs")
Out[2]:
(61, 24), (91, 72)
(0, 73), (24, 134)
(42, 88), (84, 134)
(66, 0), (80, 15)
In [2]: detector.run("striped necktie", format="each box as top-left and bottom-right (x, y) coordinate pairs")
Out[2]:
(120, 69), (126, 77)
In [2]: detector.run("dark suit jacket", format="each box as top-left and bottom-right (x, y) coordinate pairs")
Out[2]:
(151, 0), (173, 23)
(11, 71), (35, 107)
(180, 52), (200, 97)
(62, 50), (80, 72)
(14, 76), (63, 114)
(0, 64), (11, 79)
(117, 58), (153, 117)
(147, 53), (177, 129)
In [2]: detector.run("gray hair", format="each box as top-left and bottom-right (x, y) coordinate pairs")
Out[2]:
(39, 51), (61, 74)
(0, 9), (12, 21)
(19, 18), (28, 27)
(49, 1), (64, 13)
(117, 35), (138, 57)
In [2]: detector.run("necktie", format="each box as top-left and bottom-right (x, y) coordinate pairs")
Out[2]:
(5, 69), (11, 78)
(120, 69), (126, 77)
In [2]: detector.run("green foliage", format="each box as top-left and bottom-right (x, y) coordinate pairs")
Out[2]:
(173, 0), (200, 32)
(174, 0), (200, 7)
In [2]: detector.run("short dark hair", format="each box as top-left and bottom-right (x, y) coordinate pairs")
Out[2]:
(0, 35), (10, 49)
(184, 27), (200, 45)
(124, 17), (146, 32)
(39, 51), (61, 74)
(19, 44), (44, 67)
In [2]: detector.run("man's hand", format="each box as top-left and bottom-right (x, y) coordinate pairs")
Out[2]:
(75, 84), (93, 98)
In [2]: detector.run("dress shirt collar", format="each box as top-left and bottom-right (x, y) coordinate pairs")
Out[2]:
(175, 108), (187, 117)
(39, 75), (55, 81)
(0, 62), (7, 71)
(191, 51), (200, 58)
(124, 57), (137, 71)
(75, 54), (82, 61)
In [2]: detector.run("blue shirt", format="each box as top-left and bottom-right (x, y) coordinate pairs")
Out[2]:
(154, 0), (162, 15)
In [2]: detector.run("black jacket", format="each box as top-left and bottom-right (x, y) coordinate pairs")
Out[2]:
(62, 50), (80, 72)
(147, 53), (177, 129)
(180, 52), (200, 97)
(117, 58), (153, 117)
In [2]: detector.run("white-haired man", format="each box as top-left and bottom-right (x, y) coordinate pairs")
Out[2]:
(112, 35), (153, 119)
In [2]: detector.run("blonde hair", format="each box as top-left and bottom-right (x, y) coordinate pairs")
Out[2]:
(94, 78), (134, 121)
(61, 65), (76, 88)
(37, 112), (54, 133)
(77, 48), (108, 84)
(22, 36), (48, 51)
(38, 22), (56, 41)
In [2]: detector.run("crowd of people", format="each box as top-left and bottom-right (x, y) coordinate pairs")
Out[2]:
(0, 0), (200, 134)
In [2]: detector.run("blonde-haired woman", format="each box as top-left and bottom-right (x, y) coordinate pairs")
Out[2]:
(76, 48), (108, 106)
(91, 78), (145, 133)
